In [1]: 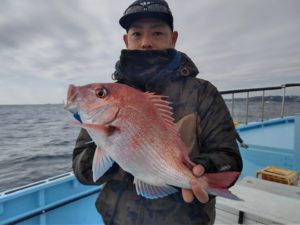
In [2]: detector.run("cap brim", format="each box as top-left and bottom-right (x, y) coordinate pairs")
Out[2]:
(119, 12), (173, 30)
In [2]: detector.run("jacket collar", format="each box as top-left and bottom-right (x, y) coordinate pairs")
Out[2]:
(114, 49), (199, 91)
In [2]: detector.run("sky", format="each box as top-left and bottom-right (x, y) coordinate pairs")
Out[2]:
(0, 0), (300, 105)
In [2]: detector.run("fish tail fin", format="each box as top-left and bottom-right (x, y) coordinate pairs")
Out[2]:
(206, 187), (243, 201)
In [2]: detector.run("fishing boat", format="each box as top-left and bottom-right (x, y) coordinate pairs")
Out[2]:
(1, 83), (299, 225)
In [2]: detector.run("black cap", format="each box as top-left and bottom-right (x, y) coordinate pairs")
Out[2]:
(119, 0), (174, 31)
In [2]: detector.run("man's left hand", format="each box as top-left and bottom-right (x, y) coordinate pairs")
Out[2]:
(181, 164), (209, 203)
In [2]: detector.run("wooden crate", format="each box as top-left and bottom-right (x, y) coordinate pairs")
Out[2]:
(256, 166), (299, 185)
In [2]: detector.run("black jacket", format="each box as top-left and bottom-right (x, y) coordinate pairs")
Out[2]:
(72, 49), (243, 225)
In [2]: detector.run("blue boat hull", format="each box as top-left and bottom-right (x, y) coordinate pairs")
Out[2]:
(0, 173), (103, 225)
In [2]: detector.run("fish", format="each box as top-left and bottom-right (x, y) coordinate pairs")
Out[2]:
(65, 83), (241, 200)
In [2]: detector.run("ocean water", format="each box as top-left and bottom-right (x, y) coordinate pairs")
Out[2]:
(0, 100), (299, 192)
(225, 100), (300, 123)
(0, 104), (79, 192)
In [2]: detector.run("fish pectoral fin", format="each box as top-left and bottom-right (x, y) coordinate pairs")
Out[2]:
(134, 177), (178, 199)
(70, 121), (117, 136)
(92, 146), (114, 182)
(206, 187), (243, 201)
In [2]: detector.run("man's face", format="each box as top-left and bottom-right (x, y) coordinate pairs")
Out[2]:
(123, 18), (178, 50)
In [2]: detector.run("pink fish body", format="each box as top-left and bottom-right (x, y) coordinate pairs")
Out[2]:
(65, 83), (240, 200)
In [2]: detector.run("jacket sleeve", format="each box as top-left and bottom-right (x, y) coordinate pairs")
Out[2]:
(192, 81), (243, 181)
(72, 128), (119, 185)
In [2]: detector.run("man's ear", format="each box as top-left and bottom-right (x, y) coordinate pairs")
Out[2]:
(171, 31), (178, 47)
(123, 34), (129, 48)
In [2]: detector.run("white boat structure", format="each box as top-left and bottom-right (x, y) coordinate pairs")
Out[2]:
(216, 115), (300, 224)
(0, 83), (299, 225)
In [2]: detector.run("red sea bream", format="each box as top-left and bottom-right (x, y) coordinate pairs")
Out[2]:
(65, 83), (240, 200)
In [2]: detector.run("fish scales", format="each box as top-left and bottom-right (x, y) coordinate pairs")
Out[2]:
(118, 118), (187, 187)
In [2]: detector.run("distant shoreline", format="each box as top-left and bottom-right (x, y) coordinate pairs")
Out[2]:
(224, 95), (300, 102)
(0, 103), (64, 106)
(0, 95), (300, 106)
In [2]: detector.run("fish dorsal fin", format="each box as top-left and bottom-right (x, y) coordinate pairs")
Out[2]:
(134, 177), (178, 199)
(144, 92), (178, 136)
(92, 146), (114, 182)
(144, 92), (196, 169)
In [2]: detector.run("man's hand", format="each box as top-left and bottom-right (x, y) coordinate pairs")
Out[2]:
(181, 164), (209, 203)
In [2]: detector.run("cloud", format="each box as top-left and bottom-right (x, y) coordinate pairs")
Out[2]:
(0, 0), (128, 105)
(0, 0), (300, 104)
(173, 0), (300, 86)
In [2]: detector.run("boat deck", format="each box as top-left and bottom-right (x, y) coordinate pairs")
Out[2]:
(215, 115), (300, 224)
(237, 116), (298, 179)
(216, 176), (300, 224)
(238, 119), (294, 150)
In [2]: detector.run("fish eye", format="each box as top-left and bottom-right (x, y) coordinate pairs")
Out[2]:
(95, 87), (108, 98)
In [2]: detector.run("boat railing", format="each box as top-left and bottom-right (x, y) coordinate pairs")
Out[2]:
(220, 83), (300, 124)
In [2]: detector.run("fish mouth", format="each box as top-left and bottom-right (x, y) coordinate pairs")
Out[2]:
(64, 85), (84, 123)
(65, 103), (82, 123)
(64, 103), (79, 114)
(64, 84), (80, 112)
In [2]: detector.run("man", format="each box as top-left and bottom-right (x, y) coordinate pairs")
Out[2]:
(72, 0), (243, 224)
